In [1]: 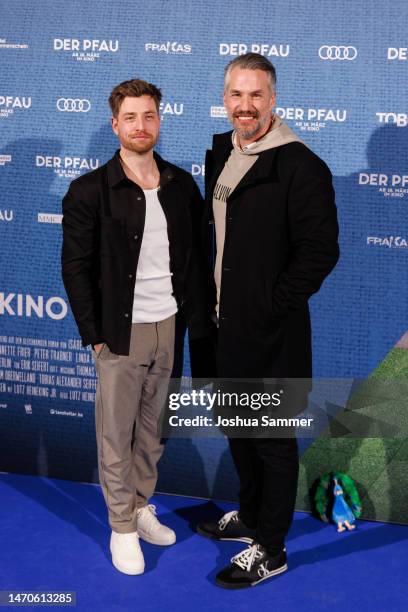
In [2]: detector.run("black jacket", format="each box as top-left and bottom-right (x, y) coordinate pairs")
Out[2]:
(204, 132), (340, 378)
(61, 150), (208, 355)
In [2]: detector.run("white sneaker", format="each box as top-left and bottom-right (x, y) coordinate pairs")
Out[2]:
(137, 504), (176, 546)
(110, 531), (145, 575)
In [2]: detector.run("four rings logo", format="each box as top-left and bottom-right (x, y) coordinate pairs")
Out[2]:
(319, 46), (357, 60)
(57, 98), (91, 112)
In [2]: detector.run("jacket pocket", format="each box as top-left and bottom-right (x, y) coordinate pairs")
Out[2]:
(92, 343), (106, 359)
(93, 343), (119, 362)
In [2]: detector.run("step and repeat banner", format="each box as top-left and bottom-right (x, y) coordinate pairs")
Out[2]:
(1, 0), (407, 521)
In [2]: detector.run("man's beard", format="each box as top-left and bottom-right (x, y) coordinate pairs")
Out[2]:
(122, 131), (158, 153)
(233, 112), (270, 140)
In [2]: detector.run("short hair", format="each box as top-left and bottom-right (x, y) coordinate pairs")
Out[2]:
(108, 79), (162, 117)
(224, 53), (276, 92)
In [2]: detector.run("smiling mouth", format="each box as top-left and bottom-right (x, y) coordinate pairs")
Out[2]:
(234, 114), (258, 122)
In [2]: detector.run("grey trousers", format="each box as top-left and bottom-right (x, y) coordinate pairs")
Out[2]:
(93, 314), (175, 534)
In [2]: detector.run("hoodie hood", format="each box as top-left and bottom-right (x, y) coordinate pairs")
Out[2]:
(212, 116), (304, 315)
(232, 115), (304, 155)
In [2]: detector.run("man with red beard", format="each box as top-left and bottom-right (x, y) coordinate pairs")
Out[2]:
(61, 79), (207, 575)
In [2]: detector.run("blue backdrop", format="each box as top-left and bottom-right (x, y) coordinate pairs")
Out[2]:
(1, 0), (407, 497)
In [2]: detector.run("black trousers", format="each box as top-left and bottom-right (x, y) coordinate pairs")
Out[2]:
(228, 435), (299, 553)
(214, 378), (301, 554)
(206, 327), (301, 553)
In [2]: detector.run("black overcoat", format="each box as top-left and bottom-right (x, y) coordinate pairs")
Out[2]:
(203, 131), (340, 379)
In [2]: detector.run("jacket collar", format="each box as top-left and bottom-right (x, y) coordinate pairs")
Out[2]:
(206, 132), (233, 202)
(233, 146), (280, 195)
(106, 149), (174, 188)
(209, 131), (280, 199)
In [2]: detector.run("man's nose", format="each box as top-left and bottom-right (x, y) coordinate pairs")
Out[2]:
(238, 95), (253, 111)
(134, 116), (147, 131)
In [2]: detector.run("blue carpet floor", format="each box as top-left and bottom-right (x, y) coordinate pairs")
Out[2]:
(0, 472), (407, 611)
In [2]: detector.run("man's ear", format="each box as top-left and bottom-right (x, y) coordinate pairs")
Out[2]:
(270, 91), (276, 112)
(111, 116), (118, 136)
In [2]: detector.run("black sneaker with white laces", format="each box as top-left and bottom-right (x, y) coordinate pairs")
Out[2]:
(215, 542), (288, 589)
(196, 510), (256, 544)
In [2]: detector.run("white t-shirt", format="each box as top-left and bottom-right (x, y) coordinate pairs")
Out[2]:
(132, 188), (178, 323)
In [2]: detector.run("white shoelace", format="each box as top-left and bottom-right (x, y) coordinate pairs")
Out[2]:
(231, 543), (263, 571)
(138, 504), (160, 532)
(218, 510), (239, 531)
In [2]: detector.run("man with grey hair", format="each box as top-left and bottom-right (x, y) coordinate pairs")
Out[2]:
(197, 53), (339, 588)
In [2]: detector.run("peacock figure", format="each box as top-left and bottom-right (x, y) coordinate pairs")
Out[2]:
(314, 471), (362, 532)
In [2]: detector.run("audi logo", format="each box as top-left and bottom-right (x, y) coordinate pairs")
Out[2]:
(56, 98), (91, 112)
(318, 46), (357, 61)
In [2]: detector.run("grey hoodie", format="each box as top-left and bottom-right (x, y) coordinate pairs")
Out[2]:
(213, 116), (303, 312)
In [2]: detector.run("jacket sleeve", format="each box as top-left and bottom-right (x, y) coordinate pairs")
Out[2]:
(184, 177), (216, 341)
(270, 155), (339, 317)
(61, 181), (102, 347)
